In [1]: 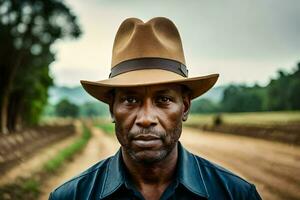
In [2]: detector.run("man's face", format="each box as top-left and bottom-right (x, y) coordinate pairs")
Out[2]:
(111, 84), (190, 164)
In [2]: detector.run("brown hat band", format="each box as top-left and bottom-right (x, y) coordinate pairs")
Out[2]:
(109, 58), (189, 78)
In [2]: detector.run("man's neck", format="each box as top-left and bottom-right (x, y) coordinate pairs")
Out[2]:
(121, 144), (178, 199)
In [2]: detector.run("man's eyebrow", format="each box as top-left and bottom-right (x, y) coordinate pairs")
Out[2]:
(117, 88), (178, 95)
(117, 89), (139, 95)
(155, 89), (175, 94)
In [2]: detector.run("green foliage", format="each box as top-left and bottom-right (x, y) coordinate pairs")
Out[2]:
(18, 64), (54, 125)
(191, 62), (300, 114)
(80, 102), (109, 117)
(267, 64), (300, 111)
(221, 85), (265, 112)
(267, 71), (289, 110)
(288, 79), (300, 109)
(22, 179), (40, 195)
(191, 98), (220, 113)
(44, 125), (91, 173)
(55, 99), (79, 118)
(43, 101), (109, 118)
(0, 0), (81, 132)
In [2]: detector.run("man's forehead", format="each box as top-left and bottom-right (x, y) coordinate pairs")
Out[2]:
(115, 84), (182, 94)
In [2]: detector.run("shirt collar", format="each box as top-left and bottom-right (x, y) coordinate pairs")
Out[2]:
(177, 142), (209, 198)
(100, 142), (209, 199)
(99, 148), (124, 199)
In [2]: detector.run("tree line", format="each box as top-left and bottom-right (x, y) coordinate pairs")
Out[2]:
(191, 62), (300, 113)
(44, 99), (109, 118)
(0, 0), (81, 133)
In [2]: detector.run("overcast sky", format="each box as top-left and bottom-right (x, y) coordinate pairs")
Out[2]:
(50, 0), (300, 87)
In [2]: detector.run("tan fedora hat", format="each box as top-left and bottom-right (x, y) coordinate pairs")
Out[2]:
(80, 17), (219, 104)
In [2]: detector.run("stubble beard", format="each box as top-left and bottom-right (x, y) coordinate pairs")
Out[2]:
(115, 123), (182, 165)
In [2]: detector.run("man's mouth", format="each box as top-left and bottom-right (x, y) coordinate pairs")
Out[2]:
(133, 134), (160, 140)
(132, 134), (162, 148)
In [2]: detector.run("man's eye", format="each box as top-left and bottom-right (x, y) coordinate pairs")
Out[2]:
(124, 97), (138, 104)
(157, 96), (171, 103)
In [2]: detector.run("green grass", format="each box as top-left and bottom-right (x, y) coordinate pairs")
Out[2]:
(43, 125), (91, 173)
(96, 122), (115, 135)
(22, 179), (40, 195)
(186, 111), (300, 126)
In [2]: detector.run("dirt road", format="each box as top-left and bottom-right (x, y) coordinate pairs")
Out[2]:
(39, 127), (120, 200)
(40, 127), (300, 200)
(181, 127), (300, 200)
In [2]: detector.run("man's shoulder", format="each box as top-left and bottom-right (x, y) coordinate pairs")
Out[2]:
(49, 157), (111, 200)
(192, 153), (261, 199)
(194, 153), (250, 185)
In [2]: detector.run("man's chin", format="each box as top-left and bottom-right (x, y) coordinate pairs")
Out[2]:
(128, 149), (168, 165)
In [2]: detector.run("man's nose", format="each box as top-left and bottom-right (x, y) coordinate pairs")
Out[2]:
(135, 98), (158, 128)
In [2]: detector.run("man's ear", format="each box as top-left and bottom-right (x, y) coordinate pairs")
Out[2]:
(182, 93), (191, 121)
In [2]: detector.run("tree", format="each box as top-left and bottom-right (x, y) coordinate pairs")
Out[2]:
(288, 79), (300, 110)
(0, 0), (81, 133)
(287, 63), (300, 110)
(221, 85), (264, 112)
(55, 99), (79, 118)
(266, 64), (300, 111)
(190, 98), (220, 113)
(266, 70), (290, 110)
(80, 102), (109, 117)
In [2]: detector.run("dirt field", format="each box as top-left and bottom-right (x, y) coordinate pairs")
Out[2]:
(38, 127), (300, 200)
(181, 127), (300, 200)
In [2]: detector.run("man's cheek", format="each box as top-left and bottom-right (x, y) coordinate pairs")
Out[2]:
(115, 125), (127, 145)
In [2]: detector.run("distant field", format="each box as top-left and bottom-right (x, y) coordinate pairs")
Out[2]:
(186, 111), (300, 126)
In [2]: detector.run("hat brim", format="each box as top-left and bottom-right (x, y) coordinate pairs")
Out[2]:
(80, 69), (219, 104)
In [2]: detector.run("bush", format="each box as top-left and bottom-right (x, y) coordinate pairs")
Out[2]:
(55, 99), (79, 118)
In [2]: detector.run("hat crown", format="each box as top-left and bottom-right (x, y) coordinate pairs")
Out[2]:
(111, 17), (186, 67)
(80, 17), (218, 104)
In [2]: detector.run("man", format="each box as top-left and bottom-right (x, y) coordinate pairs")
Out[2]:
(49, 17), (262, 200)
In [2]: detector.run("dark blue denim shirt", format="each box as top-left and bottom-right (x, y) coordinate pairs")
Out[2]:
(49, 143), (262, 200)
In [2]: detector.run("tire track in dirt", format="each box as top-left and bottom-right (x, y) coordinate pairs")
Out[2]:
(180, 127), (300, 200)
(39, 127), (120, 200)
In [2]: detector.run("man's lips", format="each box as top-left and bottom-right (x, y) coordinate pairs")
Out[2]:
(133, 134), (160, 140)
(132, 134), (161, 148)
